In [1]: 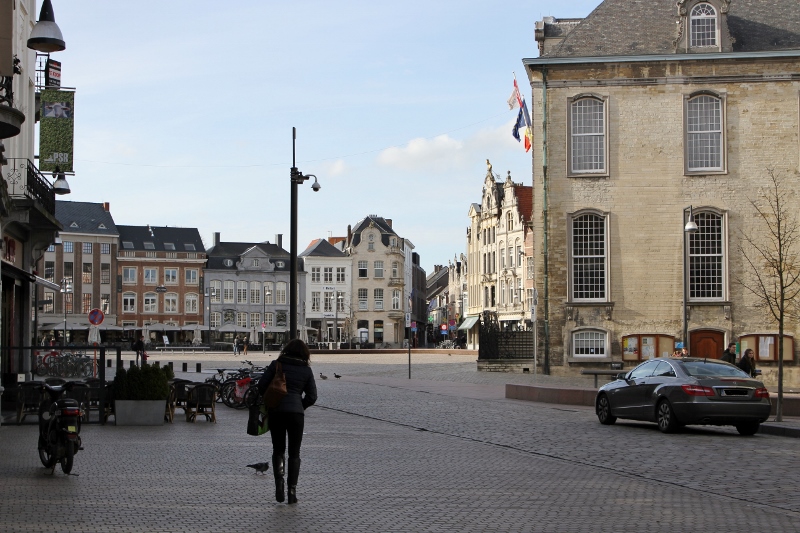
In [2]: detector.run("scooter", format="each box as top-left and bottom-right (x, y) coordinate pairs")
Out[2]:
(37, 382), (83, 474)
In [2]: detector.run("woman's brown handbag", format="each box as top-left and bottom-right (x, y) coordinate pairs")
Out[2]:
(263, 361), (288, 408)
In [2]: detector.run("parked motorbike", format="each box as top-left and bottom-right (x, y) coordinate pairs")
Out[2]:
(37, 382), (83, 474)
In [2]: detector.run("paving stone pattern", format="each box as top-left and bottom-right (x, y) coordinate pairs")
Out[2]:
(1, 353), (799, 531)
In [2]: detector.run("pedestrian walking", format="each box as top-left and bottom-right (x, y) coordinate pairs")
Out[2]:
(243, 336), (249, 355)
(738, 348), (757, 377)
(233, 336), (239, 356)
(721, 342), (737, 364)
(133, 335), (146, 366)
(257, 339), (318, 504)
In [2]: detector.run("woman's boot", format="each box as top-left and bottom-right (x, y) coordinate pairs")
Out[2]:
(272, 454), (285, 503)
(287, 457), (301, 504)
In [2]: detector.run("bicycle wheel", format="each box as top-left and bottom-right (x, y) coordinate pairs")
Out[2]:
(220, 382), (237, 408)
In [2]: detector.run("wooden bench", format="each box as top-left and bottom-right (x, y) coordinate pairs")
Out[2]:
(580, 369), (625, 388)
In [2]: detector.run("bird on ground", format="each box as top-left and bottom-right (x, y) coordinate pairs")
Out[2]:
(247, 462), (270, 474)
(334, 373), (341, 379)
(320, 373), (328, 380)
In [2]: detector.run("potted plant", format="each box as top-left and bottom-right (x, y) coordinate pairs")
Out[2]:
(113, 363), (174, 426)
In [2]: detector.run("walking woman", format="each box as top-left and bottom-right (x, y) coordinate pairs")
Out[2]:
(257, 339), (317, 504)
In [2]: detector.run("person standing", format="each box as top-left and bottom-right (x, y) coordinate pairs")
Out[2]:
(233, 336), (239, 356)
(721, 342), (737, 364)
(257, 339), (317, 504)
(738, 348), (757, 377)
(243, 336), (249, 356)
(133, 335), (145, 366)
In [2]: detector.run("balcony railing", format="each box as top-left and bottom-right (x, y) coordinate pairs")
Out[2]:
(4, 158), (57, 216)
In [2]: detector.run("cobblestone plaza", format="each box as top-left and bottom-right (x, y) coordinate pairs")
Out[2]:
(2, 352), (799, 532)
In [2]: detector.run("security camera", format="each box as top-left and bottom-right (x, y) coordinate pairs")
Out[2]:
(311, 178), (321, 192)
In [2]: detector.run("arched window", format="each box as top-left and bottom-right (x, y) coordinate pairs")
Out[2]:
(569, 212), (608, 301)
(569, 96), (606, 174)
(122, 292), (136, 313)
(572, 329), (608, 357)
(690, 3), (717, 47)
(185, 293), (198, 314)
(209, 280), (221, 303)
(688, 210), (726, 300)
(143, 292), (158, 313)
(686, 94), (723, 171)
(164, 292), (178, 313)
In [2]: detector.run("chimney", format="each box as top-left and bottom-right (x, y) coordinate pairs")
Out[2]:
(275, 234), (283, 249)
(385, 219), (392, 228)
(213, 232), (220, 247)
(102, 202), (110, 212)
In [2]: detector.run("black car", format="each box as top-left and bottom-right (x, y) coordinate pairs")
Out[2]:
(595, 357), (771, 435)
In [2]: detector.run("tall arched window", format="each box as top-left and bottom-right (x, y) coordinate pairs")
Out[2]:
(690, 3), (717, 47)
(688, 210), (726, 300)
(569, 96), (606, 174)
(686, 94), (723, 171)
(569, 212), (608, 301)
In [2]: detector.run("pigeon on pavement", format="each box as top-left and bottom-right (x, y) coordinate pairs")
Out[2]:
(319, 373), (328, 380)
(247, 462), (270, 474)
(334, 373), (341, 379)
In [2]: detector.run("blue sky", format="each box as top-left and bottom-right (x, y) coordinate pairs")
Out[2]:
(47, 0), (600, 274)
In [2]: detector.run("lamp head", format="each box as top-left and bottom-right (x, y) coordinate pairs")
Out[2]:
(53, 169), (70, 195)
(311, 176), (321, 192)
(27, 0), (66, 53)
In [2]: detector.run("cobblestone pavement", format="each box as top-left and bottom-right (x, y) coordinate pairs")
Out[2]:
(2, 352), (800, 532)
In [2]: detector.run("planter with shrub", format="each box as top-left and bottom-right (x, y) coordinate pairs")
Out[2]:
(113, 363), (174, 426)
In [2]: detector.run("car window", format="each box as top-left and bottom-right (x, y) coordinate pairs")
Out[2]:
(681, 360), (750, 378)
(651, 361), (676, 377)
(629, 360), (660, 379)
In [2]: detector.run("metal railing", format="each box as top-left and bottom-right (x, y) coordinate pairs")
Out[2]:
(4, 158), (56, 215)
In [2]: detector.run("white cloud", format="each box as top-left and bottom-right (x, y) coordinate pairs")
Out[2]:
(324, 159), (347, 176)
(377, 134), (465, 171)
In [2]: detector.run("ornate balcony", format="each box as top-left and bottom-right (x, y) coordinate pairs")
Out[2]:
(4, 158), (56, 216)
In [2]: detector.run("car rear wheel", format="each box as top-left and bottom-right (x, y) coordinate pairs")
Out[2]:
(656, 399), (679, 433)
(596, 394), (616, 425)
(735, 422), (760, 436)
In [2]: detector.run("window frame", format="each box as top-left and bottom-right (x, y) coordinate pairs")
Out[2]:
(143, 292), (158, 313)
(571, 328), (609, 358)
(686, 207), (728, 302)
(690, 3), (718, 48)
(567, 94), (609, 177)
(122, 267), (136, 284)
(684, 91), (727, 174)
(568, 209), (609, 303)
(122, 292), (136, 313)
(164, 292), (178, 313)
(185, 293), (199, 314)
(164, 268), (178, 285)
(143, 268), (158, 285)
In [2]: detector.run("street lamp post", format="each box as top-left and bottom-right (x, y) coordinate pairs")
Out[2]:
(289, 127), (321, 340)
(334, 292), (343, 349)
(60, 277), (72, 346)
(683, 206), (698, 352)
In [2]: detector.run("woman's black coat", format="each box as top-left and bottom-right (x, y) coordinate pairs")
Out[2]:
(257, 356), (317, 414)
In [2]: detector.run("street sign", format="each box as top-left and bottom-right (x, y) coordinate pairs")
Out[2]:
(155, 286), (167, 293)
(88, 308), (104, 325)
(405, 312), (411, 328)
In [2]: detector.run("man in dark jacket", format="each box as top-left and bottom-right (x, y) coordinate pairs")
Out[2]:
(257, 339), (317, 504)
(133, 335), (146, 366)
(721, 343), (737, 364)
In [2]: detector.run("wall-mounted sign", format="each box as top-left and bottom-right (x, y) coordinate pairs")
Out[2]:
(39, 89), (75, 173)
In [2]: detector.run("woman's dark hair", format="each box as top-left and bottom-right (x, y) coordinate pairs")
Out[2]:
(282, 338), (311, 362)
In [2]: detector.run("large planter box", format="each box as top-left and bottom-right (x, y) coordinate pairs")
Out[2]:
(114, 400), (166, 426)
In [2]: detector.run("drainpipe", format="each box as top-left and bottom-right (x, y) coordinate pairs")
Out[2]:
(541, 68), (551, 375)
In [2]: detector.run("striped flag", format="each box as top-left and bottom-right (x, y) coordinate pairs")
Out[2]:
(509, 77), (532, 152)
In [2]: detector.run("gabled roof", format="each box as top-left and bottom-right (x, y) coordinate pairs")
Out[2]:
(514, 185), (533, 225)
(55, 201), (118, 236)
(541, 0), (800, 58)
(116, 225), (203, 252)
(300, 238), (347, 258)
(205, 240), (290, 270)
(350, 215), (398, 248)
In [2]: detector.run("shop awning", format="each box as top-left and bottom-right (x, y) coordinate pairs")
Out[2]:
(458, 316), (480, 331)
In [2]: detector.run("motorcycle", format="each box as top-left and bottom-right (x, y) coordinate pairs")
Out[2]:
(37, 382), (83, 474)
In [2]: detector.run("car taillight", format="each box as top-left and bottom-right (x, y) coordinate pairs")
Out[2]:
(681, 384), (716, 396)
(58, 408), (81, 417)
(754, 388), (770, 399)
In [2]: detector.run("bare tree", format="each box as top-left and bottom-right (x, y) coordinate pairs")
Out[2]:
(737, 169), (800, 421)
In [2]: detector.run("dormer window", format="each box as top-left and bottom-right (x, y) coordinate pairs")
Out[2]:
(690, 3), (717, 47)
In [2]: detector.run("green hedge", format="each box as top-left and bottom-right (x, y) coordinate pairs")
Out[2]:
(113, 363), (172, 401)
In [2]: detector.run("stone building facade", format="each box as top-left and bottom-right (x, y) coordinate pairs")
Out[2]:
(464, 161), (533, 348)
(524, 0), (800, 383)
(299, 238), (351, 345)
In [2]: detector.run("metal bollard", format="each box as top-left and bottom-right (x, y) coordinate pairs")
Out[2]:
(129, 360), (134, 368)
(107, 359), (112, 367)
(182, 362), (188, 372)
(168, 362), (173, 370)
(196, 363), (202, 373)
